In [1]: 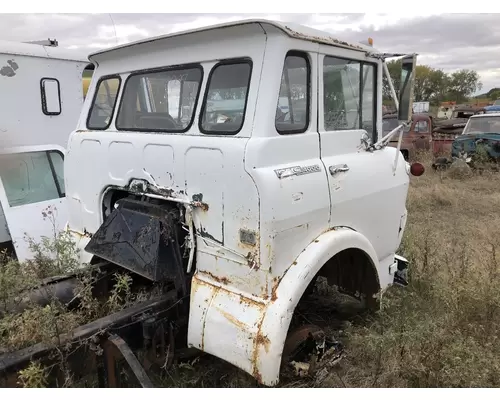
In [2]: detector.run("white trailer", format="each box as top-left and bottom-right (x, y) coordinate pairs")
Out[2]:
(0, 39), (92, 261)
(413, 101), (429, 114)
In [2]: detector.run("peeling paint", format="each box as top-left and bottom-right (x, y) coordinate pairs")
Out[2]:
(1, 59), (19, 77)
(284, 25), (365, 51)
(198, 270), (230, 285)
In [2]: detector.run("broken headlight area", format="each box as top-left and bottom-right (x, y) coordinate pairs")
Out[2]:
(84, 197), (187, 286)
(393, 254), (409, 287)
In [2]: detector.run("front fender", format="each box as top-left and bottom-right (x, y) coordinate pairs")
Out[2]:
(188, 227), (380, 386)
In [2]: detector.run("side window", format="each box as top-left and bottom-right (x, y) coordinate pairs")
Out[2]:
(0, 151), (65, 207)
(87, 76), (121, 130)
(116, 66), (202, 133)
(275, 52), (310, 134)
(200, 60), (252, 135)
(40, 78), (61, 116)
(323, 56), (377, 138)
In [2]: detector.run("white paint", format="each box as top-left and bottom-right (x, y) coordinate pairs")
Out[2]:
(0, 145), (68, 262)
(412, 101), (430, 113)
(0, 40), (88, 258)
(41, 78), (61, 114)
(64, 19), (413, 386)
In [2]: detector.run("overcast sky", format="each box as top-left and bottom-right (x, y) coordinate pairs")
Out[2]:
(1, 13), (499, 94)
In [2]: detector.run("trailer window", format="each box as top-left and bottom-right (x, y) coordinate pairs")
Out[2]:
(0, 151), (64, 207)
(40, 78), (61, 116)
(200, 60), (252, 135)
(275, 52), (310, 134)
(116, 66), (202, 133)
(87, 76), (121, 130)
(323, 56), (377, 139)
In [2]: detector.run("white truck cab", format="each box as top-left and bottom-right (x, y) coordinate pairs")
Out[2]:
(0, 40), (92, 261)
(65, 19), (419, 386)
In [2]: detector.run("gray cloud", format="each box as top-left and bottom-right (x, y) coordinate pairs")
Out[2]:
(0, 13), (498, 92)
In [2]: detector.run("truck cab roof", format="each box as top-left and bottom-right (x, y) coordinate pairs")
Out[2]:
(88, 19), (381, 63)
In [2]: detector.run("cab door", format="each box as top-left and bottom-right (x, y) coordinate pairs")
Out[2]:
(318, 50), (409, 263)
(0, 145), (68, 262)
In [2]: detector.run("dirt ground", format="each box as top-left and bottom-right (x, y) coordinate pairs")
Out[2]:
(158, 155), (500, 388)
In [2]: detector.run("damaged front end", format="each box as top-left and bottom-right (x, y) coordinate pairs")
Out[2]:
(393, 254), (409, 287)
(451, 133), (500, 163)
(85, 198), (187, 285)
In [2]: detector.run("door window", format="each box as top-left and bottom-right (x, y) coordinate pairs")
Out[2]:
(0, 151), (65, 207)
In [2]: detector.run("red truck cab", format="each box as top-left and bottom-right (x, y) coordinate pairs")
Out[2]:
(384, 112), (458, 160)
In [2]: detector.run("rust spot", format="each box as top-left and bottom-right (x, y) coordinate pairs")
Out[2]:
(314, 239), (319, 243)
(217, 308), (249, 331)
(193, 201), (209, 211)
(255, 332), (271, 353)
(198, 270), (230, 285)
(238, 293), (263, 308)
(246, 251), (259, 270)
(251, 316), (265, 383)
(83, 228), (93, 238)
(284, 26), (365, 51)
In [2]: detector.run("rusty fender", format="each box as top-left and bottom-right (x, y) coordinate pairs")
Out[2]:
(187, 227), (380, 387)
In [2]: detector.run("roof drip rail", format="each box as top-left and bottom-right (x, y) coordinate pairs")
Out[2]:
(23, 38), (59, 47)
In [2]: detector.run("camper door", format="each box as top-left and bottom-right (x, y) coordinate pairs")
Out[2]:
(0, 145), (68, 262)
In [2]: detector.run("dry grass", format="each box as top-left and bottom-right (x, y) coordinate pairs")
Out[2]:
(329, 154), (500, 388)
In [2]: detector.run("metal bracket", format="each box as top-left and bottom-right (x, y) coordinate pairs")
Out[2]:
(100, 334), (155, 388)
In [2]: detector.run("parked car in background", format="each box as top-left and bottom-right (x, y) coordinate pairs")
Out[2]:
(451, 113), (500, 163)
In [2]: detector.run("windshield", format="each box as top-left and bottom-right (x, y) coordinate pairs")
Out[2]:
(463, 116), (500, 135)
(452, 110), (475, 119)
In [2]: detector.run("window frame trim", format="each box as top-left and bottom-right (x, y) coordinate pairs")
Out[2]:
(322, 54), (378, 135)
(276, 50), (311, 136)
(40, 77), (62, 116)
(198, 57), (253, 136)
(115, 63), (204, 134)
(86, 74), (122, 131)
(46, 150), (65, 198)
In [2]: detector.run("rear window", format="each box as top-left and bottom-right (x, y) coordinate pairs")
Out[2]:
(275, 52), (310, 134)
(87, 76), (121, 130)
(200, 60), (252, 135)
(116, 66), (203, 133)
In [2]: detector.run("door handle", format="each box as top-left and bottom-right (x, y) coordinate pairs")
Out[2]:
(329, 164), (349, 176)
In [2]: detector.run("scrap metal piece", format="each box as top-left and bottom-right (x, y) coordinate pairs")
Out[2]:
(85, 198), (185, 284)
(0, 293), (176, 386)
(104, 334), (154, 388)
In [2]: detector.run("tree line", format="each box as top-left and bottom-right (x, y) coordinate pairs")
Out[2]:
(383, 60), (484, 105)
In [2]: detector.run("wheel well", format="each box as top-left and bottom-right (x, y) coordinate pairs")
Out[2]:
(316, 248), (380, 306)
(400, 149), (409, 161)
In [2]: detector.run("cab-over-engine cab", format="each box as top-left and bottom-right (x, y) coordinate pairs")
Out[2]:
(64, 20), (416, 386)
